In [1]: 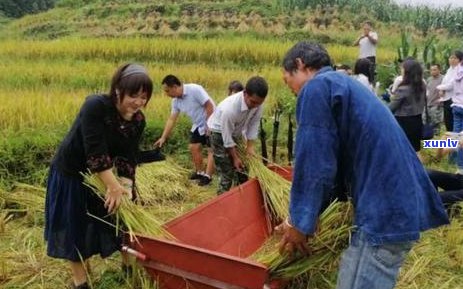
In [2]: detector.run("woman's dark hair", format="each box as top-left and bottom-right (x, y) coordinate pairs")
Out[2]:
(228, 80), (244, 95)
(109, 63), (153, 106)
(282, 41), (332, 73)
(399, 59), (425, 99)
(354, 58), (371, 77)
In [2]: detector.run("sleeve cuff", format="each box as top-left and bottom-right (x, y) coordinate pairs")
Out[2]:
(86, 154), (112, 173)
(114, 157), (136, 179)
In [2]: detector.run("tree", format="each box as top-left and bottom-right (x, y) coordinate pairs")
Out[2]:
(0, 0), (55, 18)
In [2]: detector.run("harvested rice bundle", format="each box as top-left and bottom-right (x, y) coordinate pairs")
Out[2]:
(246, 154), (290, 222)
(237, 145), (290, 222)
(239, 149), (352, 279)
(257, 201), (352, 278)
(83, 173), (174, 242)
(136, 159), (190, 204)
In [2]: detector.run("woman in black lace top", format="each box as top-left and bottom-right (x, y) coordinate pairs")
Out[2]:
(44, 63), (153, 289)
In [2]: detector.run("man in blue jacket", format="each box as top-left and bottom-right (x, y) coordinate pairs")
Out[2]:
(277, 41), (449, 289)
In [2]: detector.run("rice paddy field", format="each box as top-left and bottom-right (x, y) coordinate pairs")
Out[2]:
(0, 34), (462, 289)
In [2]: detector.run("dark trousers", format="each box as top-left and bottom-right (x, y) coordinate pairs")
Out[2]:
(366, 56), (376, 84)
(443, 99), (454, 132)
(427, 169), (463, 207)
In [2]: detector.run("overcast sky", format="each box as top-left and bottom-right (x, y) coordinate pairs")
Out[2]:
(393, 0), (463, 7)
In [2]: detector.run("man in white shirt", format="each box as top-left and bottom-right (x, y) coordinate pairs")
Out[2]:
(207, 76), (268, 194)
(354, 21), (378, 84)
(155, 75), (215, 186)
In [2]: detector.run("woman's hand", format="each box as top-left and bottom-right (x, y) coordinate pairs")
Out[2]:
(104, 183), (124, 213)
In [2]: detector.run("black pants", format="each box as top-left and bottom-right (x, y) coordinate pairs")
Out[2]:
(395, 114), (423, 152)
(443, 99), (453, 132)
(366, 56), (376, 84)
(427, 169), (463, 207)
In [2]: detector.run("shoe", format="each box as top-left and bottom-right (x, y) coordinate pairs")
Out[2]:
(198, 175), (212, 186)
(189, 172), (203, 180)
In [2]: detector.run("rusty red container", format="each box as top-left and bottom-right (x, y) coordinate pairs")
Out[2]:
(125, 166), (293, 289)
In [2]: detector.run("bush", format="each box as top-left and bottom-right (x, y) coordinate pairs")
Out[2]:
(0, 127), (65, 186)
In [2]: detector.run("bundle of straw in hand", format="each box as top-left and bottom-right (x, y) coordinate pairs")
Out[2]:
(239, 149), (352, 279)
(82, 172), (174, 242)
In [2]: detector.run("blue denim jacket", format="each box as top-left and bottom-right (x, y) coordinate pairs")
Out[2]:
(289, 67), (449, 245)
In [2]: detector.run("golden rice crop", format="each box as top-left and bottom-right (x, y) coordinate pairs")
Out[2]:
(135, 159), (191, 204)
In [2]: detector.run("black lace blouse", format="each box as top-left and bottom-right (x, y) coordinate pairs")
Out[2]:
(53, 94), (145, 181)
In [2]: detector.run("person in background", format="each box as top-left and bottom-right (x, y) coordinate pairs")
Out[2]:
(335, 64), (352, 75)
(154, 75), (215, 186)
(352, 58), (374, 92)
(276, 41), (448, 289)
(44, 63), (153, 289)
(437, 50), (463, 132)
(428, 169), (463, 211)
(389, 59), (426, 152)
(390, 57), (415, 94)
(227, 80), (244, 96)
(354, 20), (378, 84)
(449, 54), (463, 174)
(425, 64), (444, 135)
(207, 76), (268, 194)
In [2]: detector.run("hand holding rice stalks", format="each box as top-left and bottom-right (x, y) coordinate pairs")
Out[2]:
(238, 148), (353, 279)
(82, 172), (174, 242)
(256, 201), (352, 279)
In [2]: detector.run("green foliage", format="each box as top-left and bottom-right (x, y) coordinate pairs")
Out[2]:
(0, 0), (55, 18)
(0, 127), (64, 186)
(376, 64), (396, 89)
(396, 31), (459, 75)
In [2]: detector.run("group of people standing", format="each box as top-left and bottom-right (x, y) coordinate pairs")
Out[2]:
(44, 26), (457, 289)
(153, 74), (268, 193)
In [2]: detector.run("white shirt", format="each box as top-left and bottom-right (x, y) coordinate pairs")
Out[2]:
(207, 91), (263, 148)
(171, 83), (214, 135)
(352, 74), (373, 92)
(359, 32), (378, 58)
(391, 75), (403, 94)
(436, 65), (458, 102)
(391, 76), (427, 95)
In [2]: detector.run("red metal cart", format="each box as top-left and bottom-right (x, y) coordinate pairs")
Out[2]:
(123, 167), (293, 289)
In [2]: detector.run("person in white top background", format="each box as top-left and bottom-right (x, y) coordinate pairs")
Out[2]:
(207, 76), (268, 194)
(352, 58), (374, 92)
(154, 74), (215, 186)
(354, 21), (378, 84)
(437, 50), (463, 132)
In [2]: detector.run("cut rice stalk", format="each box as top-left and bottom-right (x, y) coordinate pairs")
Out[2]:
(136, 159), (190, 205)
(82, 172), (174, 243)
